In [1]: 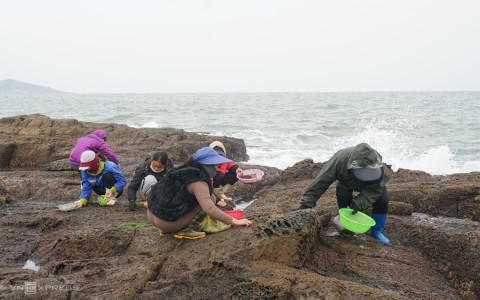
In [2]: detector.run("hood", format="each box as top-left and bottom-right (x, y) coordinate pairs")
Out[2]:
(209, 141), (226, 156)
(347, 143), (383, 169)
(91, 130), (107, 141)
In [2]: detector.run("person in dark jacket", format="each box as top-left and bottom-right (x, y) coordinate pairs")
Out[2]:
(69, 130), (119, 170)
(296, 143), (390, 244)
(147, 147), (252, 240)
(127, 151), (174, 211)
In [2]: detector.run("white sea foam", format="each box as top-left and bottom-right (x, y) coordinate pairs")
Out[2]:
(139, 121), (160, 128)
(243, 123), (477, 175)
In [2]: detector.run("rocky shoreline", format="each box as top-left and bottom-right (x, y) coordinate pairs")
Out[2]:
(0, 114), (479, 299)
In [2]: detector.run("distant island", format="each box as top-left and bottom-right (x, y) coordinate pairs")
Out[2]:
(0, 79), (67, 94)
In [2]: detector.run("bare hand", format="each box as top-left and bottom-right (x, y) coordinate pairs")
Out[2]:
(231, 218), (252, 227)
(236, 168), (243, 175)
(105, 189), (113, 199)
(217, 199), (227, 207)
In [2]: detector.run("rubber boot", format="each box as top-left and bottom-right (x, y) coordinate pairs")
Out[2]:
(173, 212), (207, 240)
(370, 214), (390, 244)
(141, 192), (148, 208)
(215, 184), (233, 201)
(128, 200), (136, 211)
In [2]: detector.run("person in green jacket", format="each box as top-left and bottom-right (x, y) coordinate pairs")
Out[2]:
(297, 143), (390, 244)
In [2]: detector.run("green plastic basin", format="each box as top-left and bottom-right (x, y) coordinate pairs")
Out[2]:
(339, 208), (376, 233)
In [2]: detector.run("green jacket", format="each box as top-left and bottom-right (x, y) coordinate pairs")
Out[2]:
(300, 143), (389, 211)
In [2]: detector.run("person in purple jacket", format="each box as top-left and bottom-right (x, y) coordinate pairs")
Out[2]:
(69, 130), (119, 170)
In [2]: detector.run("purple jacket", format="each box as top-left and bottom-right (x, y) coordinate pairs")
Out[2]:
(69, 130), (119, 166)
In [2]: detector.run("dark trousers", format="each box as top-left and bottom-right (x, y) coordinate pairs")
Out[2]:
(92, 173), (123, 198)
(336, 186), (388, 214)
(212, 170), (238, 188)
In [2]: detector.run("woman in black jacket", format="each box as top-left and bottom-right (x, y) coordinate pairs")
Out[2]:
(127, 151), (174, 211)
(147, 147), (252, 239)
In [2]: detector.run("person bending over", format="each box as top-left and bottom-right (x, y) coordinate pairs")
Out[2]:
(209, 141), (243, 207)
(147, 147), (252, 240)
(297, 143), (390, 244)
(69, 129), (119, 171)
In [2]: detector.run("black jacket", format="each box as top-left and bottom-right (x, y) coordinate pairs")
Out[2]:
(127, 157), (174, 201)
(147, 162), (213, 222)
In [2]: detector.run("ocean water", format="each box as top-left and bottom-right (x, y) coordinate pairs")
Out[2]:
(1, 92), (480, 175)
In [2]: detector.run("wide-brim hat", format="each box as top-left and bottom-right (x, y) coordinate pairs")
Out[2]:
(193, 147), (232, 165)
(352, 167), (382, 182)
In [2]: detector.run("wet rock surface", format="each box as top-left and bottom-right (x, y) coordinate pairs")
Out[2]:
(0, 114), (479, 299)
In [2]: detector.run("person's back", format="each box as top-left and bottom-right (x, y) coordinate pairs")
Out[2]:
(69, 130), (119, 169)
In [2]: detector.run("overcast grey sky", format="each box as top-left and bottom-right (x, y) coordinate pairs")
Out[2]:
(1, 0), (479, 93)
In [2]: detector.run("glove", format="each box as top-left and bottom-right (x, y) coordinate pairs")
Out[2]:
(348, 203), (358, 215)
(349, 202), (360, 214)
(74, 198), (88, 209)
(128, 200), (136, 211)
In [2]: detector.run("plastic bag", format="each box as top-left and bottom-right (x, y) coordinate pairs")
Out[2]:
(201, 215), (231, 233)
(98, 195), (108, 206)
(58, 202), (77, 212)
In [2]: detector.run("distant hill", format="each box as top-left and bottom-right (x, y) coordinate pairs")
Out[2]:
(0, 79), (66, 94)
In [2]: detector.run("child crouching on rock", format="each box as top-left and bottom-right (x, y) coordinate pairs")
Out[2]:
(72, 150), (126, 209)
(146, 147), (252, 240)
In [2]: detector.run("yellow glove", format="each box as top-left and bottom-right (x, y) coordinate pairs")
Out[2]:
(74, 198), (88, 209)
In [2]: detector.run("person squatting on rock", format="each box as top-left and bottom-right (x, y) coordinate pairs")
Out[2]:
(209, 141), (243, 207)
(146, 147), (252, 240)
(296, 143), (391, 244)
(74, 150), (127, 209)
(69, 130), (120, 171)
(127, 151), (174, 211)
